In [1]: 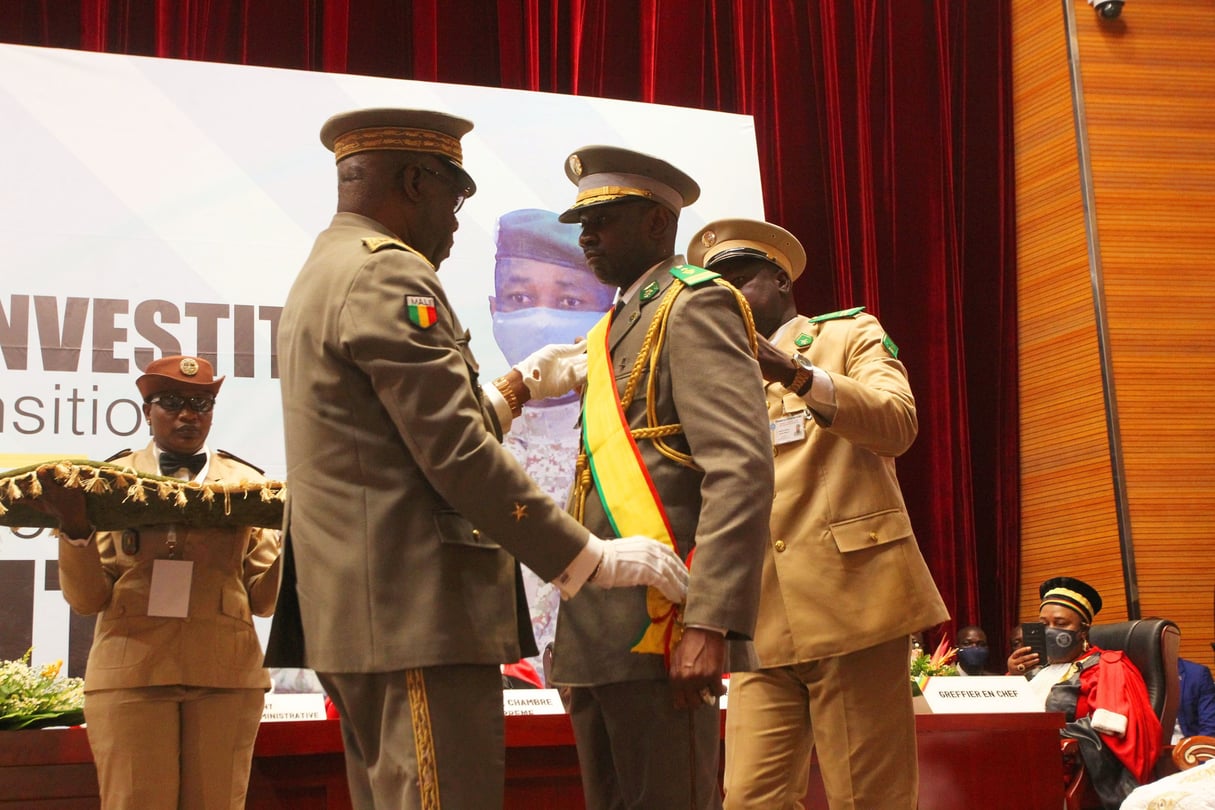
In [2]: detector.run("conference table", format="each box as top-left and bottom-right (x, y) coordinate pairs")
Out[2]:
(0, 710), (1065, 809)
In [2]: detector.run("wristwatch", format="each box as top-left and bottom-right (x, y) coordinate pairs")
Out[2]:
(788, 353), (815, 397)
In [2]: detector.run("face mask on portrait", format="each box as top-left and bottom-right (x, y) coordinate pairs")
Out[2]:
(956, 646), (990, 674)
(492, 308), (607, 367)
(1045, 626), (1084, 661)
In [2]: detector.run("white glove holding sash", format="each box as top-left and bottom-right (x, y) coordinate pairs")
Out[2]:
(513, 342), (587, 401)
(586, 535), (688, 604)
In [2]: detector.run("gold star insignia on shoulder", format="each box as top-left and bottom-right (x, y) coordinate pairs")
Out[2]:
(512, 502), (528, 522)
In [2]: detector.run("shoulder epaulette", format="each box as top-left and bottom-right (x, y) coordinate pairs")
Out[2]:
(362, 236), (409, 253)
(669, 264), (720, 287)
(103, 448), (133, 463)
(807, 305), (866, 324)
(216, 449), (265, 475)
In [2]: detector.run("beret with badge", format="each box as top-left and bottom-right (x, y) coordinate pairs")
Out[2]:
(495, 208), (587, 270)
(558, 145), (700, 224)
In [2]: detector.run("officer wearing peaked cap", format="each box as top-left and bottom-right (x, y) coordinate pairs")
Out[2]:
(690, 218), (947, 810)
(550, 148), (774, 810)
(271, 110), (688, 809)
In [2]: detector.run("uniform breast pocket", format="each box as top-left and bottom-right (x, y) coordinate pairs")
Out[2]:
(829, 509), (913, 554)
(433, 509), (501, 550)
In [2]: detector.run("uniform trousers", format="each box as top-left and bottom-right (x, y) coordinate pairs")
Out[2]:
(568, 679), (723, 810)
(723, 635), (916, 810)
(83, 684), (264, 810)
(318, 665), (503, 810)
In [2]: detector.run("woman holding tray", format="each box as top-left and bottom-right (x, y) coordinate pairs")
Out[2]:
(33, 354), (281, 810)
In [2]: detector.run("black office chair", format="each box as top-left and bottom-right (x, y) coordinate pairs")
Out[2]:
(1062, 618), (1181, 810)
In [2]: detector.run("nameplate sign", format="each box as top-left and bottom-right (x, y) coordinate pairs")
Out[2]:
(262, 692), (327, 722)
(920, 676), (1042, 714)
(503, 689), (567, 716)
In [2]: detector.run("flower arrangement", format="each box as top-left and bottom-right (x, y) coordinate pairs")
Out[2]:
(910, 635), (959, 696)
(0, 649), (85, 730)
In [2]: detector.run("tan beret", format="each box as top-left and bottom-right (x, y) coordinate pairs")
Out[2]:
(319, 107), (477, 195)
(687, 218), (807, 281)
(558, 145), (699, 224)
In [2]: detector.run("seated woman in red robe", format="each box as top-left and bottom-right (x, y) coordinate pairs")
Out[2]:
(1008, 576), (1160, 810)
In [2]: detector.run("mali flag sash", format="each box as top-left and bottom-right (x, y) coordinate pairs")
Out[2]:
(581, 310), (684, 656)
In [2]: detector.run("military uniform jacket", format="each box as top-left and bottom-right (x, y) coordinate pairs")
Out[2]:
(272, 212), (589, 674)
(57, 443), (280, 692)
(751, 311), (948, 668)
(551, 257), (774, 686)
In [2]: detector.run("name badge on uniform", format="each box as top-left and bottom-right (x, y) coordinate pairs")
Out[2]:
(771, 412), (807, 445)
(148, 559), (193, 618)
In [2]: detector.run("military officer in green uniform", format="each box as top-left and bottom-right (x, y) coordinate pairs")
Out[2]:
(270, 109), (689, 810)
(550, 148), (775, 810)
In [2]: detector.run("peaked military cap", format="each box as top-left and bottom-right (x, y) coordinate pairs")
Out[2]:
(1039, 576), (1103, 624)
(558, 145), (699, 223)
(687, 218), (808, 282)
(136, 355), (224, 399)
(320, 107), (477, 196)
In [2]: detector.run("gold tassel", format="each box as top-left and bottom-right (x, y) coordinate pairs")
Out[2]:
(27, 472), (43, 498)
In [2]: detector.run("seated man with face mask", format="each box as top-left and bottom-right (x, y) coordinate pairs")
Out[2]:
(954, 625), (996, 676)
(1008, 576), (1160, 809)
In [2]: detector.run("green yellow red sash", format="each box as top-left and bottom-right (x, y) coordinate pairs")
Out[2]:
(581, 310), (684, 656)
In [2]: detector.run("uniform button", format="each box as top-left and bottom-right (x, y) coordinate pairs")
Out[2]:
(472, 529), (481, 538)
(773, 540), (787, 552)
(869, 531), (879, 542)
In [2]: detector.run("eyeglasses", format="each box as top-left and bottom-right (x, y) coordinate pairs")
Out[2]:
(148, 393), (216, 413)
(419, 165), (467, 214)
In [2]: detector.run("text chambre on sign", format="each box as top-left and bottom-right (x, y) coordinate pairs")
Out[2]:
(0, 295), (281, 439)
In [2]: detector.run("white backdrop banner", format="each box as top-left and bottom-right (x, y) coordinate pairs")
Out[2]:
(0, 44), (765, 672)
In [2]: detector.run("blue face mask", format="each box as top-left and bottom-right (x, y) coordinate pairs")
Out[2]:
(491, 308), (607, 367)
(957, 646), (990, 674)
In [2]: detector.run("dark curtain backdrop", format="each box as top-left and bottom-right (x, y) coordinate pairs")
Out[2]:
(1, 0), (1020, 652)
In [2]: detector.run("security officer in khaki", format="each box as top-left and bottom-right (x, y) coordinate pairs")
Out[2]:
(550, 148), (775, 810)
(688, 219), (949, 810)
(40, 354), (280, 810)
(269, 109), (688, 810)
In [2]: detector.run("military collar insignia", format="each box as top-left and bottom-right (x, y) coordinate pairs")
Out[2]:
(882, 334), (899, 358)
(639, 281), (661, 302)
(794, 333), (814, 348)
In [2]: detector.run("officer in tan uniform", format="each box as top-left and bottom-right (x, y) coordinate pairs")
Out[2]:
(688, 219), (950, 810)
(550, 148), (775, 810)
(268, 109), (688, 810)
(38, 355), (280, 810)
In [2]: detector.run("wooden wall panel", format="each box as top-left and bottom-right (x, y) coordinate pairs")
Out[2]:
(1013, 0), (1215, 668)
(1076, 0), (1215, 667)
(1012, 0), (1123, 625)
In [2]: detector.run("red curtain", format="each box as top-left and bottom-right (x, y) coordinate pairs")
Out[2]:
(0, 0), (1020, 651)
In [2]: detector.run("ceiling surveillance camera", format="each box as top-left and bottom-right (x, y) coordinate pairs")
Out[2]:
(1088, 0), (1125, 19)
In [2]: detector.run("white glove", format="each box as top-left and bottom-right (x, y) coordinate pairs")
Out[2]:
(586, 535), (689, 604)
(513, 342), (587, 401)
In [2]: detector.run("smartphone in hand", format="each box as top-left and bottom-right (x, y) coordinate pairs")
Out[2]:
(1019, 622), (1048, 664)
